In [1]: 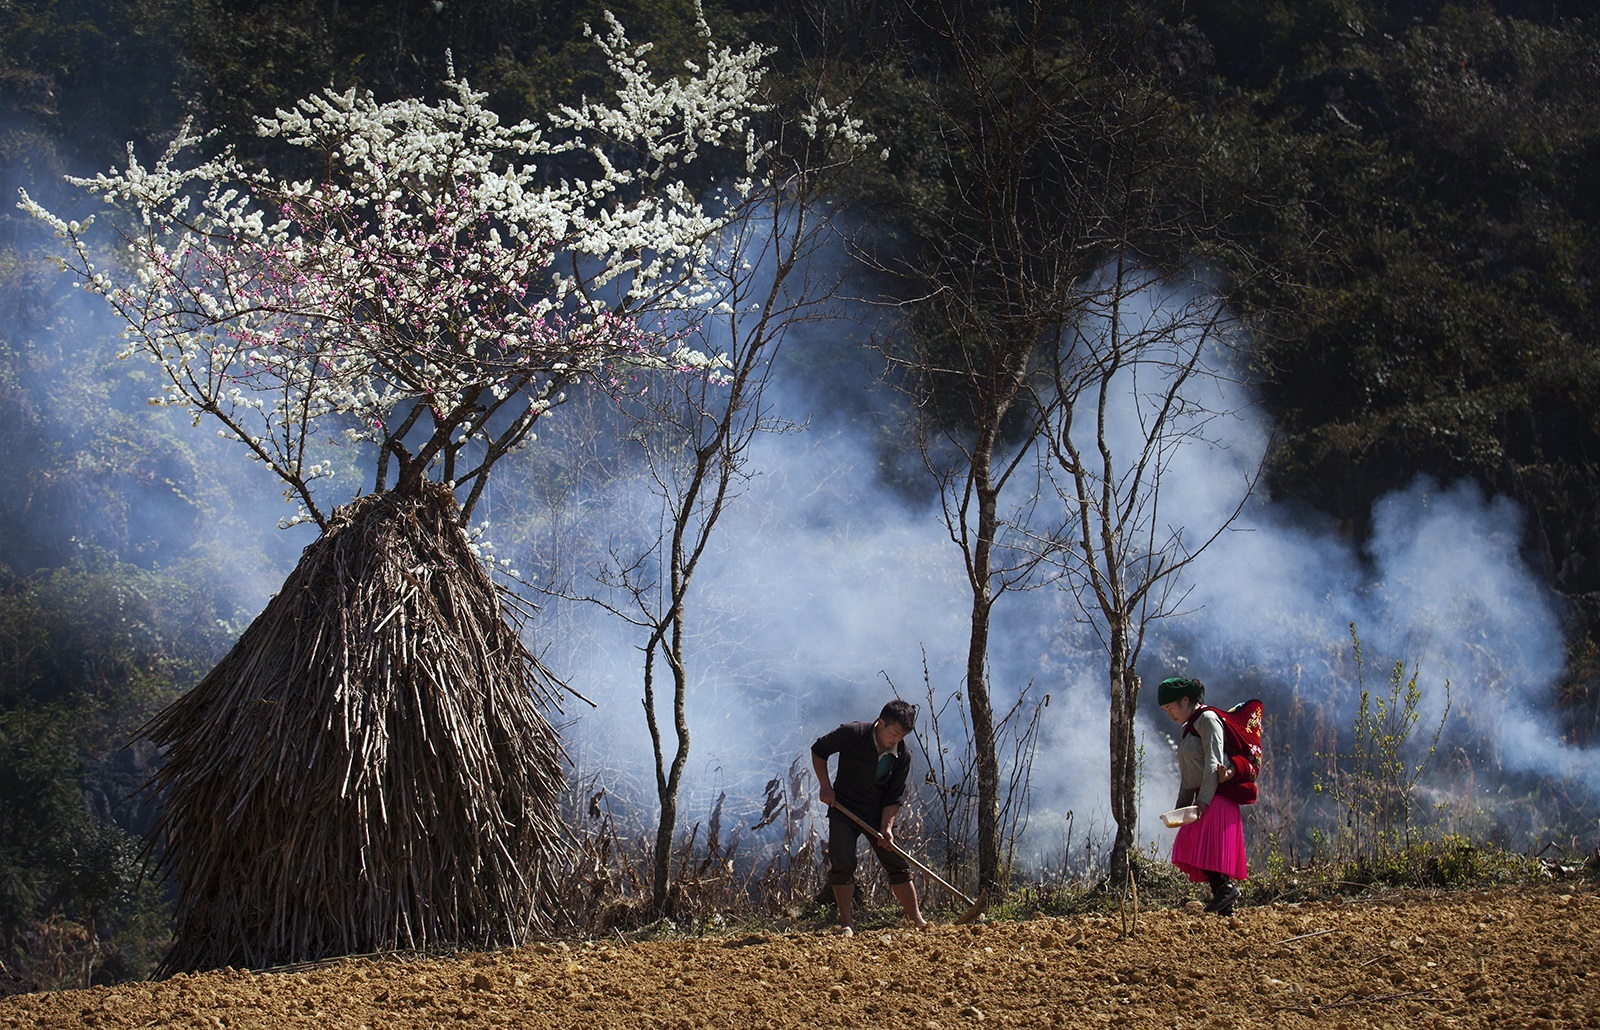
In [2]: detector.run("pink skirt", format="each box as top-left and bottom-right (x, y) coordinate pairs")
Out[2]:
(1171, 795), (1248, 882)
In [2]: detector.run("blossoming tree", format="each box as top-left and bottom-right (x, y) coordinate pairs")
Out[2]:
(22, 15), (762, 533)
(19, 14), (863, 970)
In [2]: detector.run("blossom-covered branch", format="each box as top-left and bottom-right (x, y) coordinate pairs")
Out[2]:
(18, 12), (861, 530)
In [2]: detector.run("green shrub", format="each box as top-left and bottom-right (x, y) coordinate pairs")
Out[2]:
(1313, 624), (1452, 869)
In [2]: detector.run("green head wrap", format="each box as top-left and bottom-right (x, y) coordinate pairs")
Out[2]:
(1156, 677), (1204, 706)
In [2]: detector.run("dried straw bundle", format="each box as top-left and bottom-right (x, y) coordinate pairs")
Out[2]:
(138, 482), (566, 973)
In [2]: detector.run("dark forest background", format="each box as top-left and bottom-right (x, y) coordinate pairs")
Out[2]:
(2, 0), (1598, 986)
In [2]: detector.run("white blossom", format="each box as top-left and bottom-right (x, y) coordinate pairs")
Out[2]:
(18, 11), (876, 534)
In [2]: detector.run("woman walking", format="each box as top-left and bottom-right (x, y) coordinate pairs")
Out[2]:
(1158, 676), (1248, 916)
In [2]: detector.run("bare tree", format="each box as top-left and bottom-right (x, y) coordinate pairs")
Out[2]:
(865, 0), (1109, 894)
(1037, 258), (1259, 888)
(863, 0), (1261, 892)
(539, 84), (879, 916)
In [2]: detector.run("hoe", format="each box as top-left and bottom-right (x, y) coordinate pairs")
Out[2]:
(829, 801), (989, 925)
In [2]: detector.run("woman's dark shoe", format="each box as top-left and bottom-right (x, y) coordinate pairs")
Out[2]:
(1204, 881), (1239, 916)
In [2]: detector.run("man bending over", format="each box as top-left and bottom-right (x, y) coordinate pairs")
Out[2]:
(811, 699), (927, 931)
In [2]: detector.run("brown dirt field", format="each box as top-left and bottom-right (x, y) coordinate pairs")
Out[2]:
(3, 886), (1596, 1029)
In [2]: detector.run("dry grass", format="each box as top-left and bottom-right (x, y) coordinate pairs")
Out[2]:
(136, 482), (566, 972)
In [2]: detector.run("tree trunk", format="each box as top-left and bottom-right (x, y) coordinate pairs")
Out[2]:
(968, 429), (1003, 892)
(648, 542), (693, 917)
(646, 643), (690, 916)
(966, 590), (1002, 892)
(1106, 629), (1140, 888)
(651, 787), (679, 916)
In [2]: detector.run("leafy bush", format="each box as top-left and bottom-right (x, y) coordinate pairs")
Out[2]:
(0, 703), (171, 988)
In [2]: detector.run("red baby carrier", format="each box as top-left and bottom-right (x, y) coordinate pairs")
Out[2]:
(1183, 699), (1264, 805)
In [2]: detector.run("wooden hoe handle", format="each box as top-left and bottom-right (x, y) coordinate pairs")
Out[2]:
(827, 800), (977, 907)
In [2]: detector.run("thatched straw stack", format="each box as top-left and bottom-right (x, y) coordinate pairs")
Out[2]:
(138, 482), (566, 973)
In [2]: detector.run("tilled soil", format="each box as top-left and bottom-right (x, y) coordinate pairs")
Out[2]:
(3, 886), (1596, 1028)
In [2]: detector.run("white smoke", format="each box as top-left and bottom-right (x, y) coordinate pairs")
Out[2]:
(17, 136), (1590, 869)
(527, 259), (1595, 873)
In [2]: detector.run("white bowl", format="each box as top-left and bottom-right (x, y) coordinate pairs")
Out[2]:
(1160, 806), (1199, 828)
